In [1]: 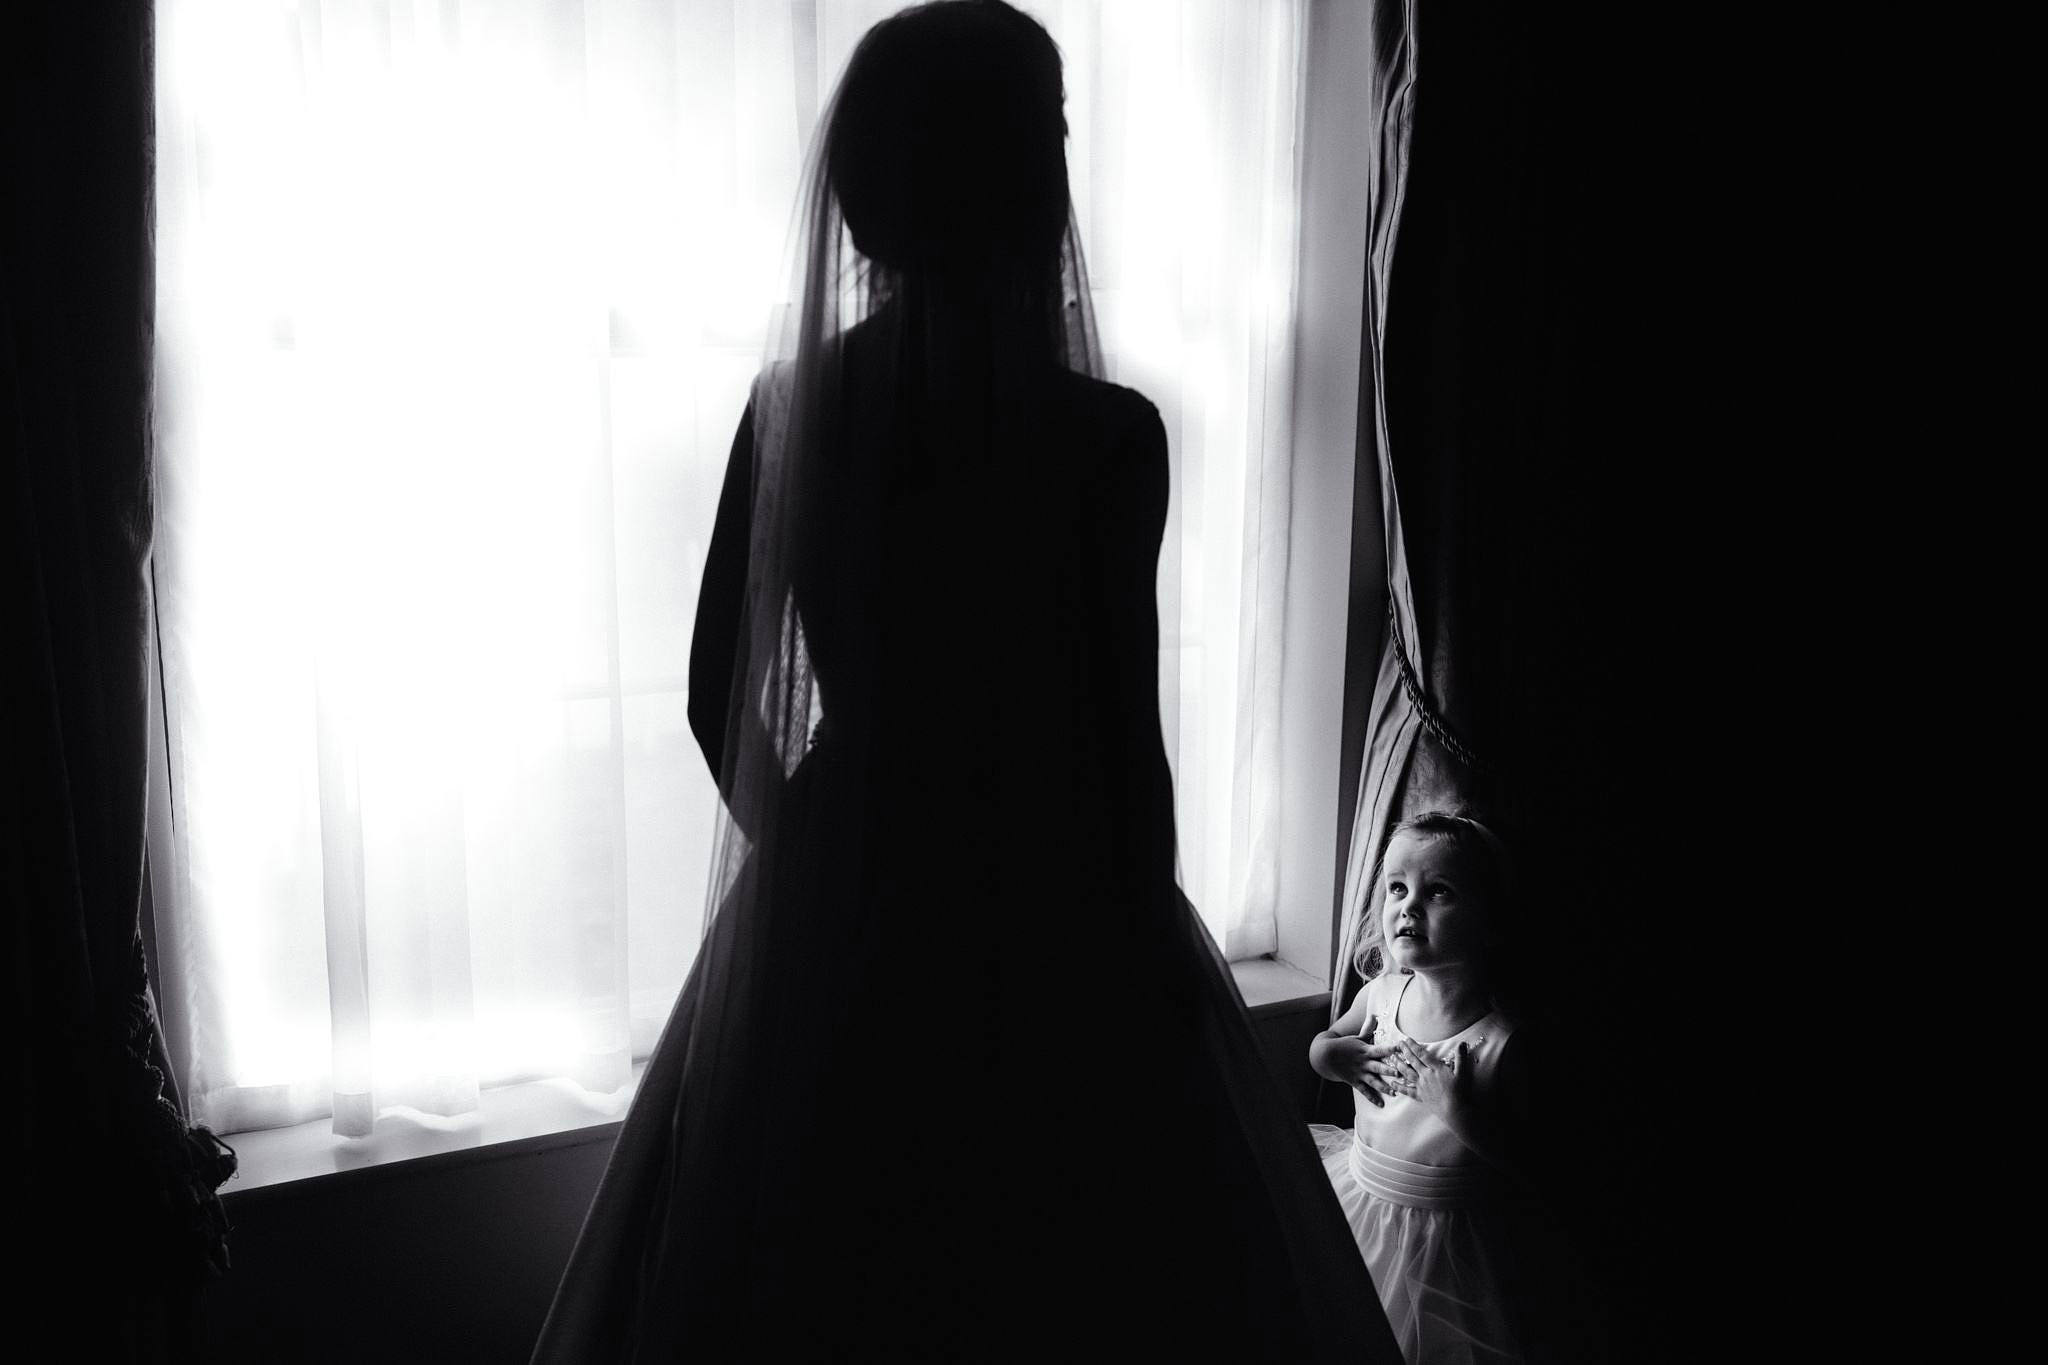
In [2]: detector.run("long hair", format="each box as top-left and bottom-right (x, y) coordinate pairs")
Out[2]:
(806, 0), (1098, 476)
(702, 0), (1103, 925)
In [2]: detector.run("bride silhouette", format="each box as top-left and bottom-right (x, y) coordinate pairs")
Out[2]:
(533, 3), (1398, 1359)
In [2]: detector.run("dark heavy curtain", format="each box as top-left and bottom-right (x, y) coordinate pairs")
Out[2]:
(1328, 0), (1723, 1353)
(3, 2), (233, 1354)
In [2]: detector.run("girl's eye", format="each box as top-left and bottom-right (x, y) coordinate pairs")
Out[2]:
(1386, 882), (1407, 898)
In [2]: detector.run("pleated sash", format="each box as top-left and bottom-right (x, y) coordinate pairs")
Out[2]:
(1348, 1139), (1496, 1210)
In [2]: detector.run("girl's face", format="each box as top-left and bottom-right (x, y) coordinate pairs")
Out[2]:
(1380, 832), (1493, 973)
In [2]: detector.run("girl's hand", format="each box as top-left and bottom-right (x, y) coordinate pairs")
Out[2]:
(1386, 1036), (1469, 1113)
(1323, 1019), (1405, 1106)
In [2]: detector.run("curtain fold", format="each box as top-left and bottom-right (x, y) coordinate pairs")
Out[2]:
(2, 1), (235, 1354)
(1330, 0), (1706, 1027)
(1332, 0), (1473, 1021)
(1330, 0), (1581, 1040)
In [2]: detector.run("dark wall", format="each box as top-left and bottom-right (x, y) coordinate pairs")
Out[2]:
(201, 1008), (1329, 1363)
(204, 1129), (614, 1365)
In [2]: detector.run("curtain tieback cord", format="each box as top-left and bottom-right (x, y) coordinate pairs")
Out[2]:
(1385, 598), (1496, 779)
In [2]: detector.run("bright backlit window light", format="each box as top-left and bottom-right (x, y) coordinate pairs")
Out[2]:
(154, 0), (1307, 1137)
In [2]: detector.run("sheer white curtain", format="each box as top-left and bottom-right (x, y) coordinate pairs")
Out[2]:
(153, 0), (1305, 1137)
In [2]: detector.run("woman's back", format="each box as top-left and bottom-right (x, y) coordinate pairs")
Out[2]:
(785, 330), (1174, 892)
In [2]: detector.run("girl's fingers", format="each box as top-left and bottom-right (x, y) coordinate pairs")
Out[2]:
(1401, 1038), (1441, 1070)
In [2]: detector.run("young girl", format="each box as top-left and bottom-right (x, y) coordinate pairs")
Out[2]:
(1309, 810), (1537, 1364)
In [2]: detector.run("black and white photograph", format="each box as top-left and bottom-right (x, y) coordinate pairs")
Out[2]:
(5, 1), (1730, 1360)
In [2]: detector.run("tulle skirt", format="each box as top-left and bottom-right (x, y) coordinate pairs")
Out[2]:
(530, 762), (1406, 1364)
(1309, 1125), (1529, 1365)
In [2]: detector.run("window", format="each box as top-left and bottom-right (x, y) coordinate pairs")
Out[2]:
(153, 0), (1316, 1140)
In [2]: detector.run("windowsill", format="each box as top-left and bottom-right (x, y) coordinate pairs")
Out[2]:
(1232, 955), (1328, 1017)
(220, 1063), (645, 1199)
(218, 958), (1327, 1197)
